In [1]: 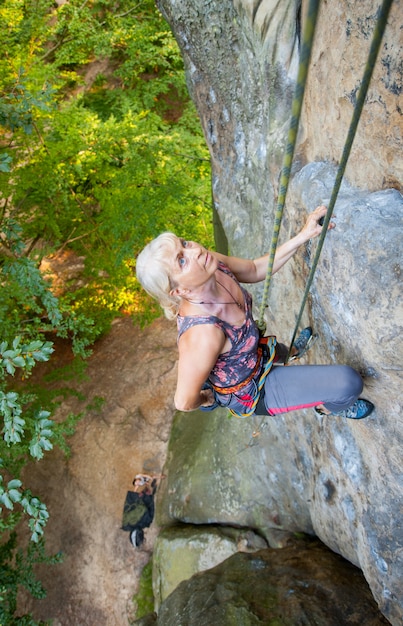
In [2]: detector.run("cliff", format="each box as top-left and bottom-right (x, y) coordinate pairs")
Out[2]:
(149, 0), (402, 623)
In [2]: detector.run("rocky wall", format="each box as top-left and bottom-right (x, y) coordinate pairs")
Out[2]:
(154, 0), (402, 623)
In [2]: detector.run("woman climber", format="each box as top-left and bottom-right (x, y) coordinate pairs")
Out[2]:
(136, 205), (374, 420)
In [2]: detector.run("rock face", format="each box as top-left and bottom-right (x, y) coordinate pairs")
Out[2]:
(157, 0), (301, 253)
(300, 0), (402, 192)
(142, 538), (390, 626)
(156, 0), (402, 260)
(152, 525), (268, 611)
(152, 0), (402, 624)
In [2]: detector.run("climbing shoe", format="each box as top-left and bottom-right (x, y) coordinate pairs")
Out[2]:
(289, 326), (317, 361)
(335, 398), (375, 419)
(315, 398), (375, 420)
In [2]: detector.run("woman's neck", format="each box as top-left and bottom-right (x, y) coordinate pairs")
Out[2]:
(179, 272), (245, 323)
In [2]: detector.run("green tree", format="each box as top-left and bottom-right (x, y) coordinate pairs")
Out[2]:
(1, 0), (213, 329)
(0, 0), (212, 620)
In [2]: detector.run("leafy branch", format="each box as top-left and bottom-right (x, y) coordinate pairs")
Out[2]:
(0, 338), (54, 378)
(0, 479), (49, 543)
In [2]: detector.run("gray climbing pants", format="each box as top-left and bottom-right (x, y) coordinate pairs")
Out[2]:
(259, 362), (364, 416)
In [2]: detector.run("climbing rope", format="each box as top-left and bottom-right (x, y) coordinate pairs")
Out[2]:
(286, 0), (394, 362)
(256, 0), (321, 334)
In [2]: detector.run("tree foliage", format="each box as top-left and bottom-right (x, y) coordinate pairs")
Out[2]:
(1, 0), (213, 329)
(0, 0), (212, 620)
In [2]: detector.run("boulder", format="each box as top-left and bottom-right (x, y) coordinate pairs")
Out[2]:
(152, 525), (267, 609)
(138, 537), (390, 625)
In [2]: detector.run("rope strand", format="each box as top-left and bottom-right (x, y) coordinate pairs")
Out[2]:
(286, 0), (394, 362)
(257, 0), (321, 333)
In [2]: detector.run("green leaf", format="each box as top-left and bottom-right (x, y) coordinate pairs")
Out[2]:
(11, 356), (26, 367)
(7, 479), (22, 490)
(29, 442), (43, 459)
(0, 493), (13, 510)
(1, 349), (15, 358)
(39, 508), (49, 521)
(39, 438), (53, 452)
(0, 153), (12, 172)
(38, 429), (53, 438)
(4, 361), (16, 376)
(8, 489), (22, 503)
(36, 410), (51, 421)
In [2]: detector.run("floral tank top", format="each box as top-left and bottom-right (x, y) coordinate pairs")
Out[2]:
(176, 263), (260, 390)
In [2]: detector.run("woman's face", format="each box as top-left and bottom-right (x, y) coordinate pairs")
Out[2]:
(168, 237), (218, 293)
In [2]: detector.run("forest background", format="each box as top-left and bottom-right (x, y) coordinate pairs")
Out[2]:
(0, 0), (213, 621)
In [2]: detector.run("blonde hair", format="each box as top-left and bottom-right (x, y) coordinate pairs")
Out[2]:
(136, 232), (181, 320)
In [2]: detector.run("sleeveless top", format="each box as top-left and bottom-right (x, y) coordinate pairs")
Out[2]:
(176, 263), (260, 390)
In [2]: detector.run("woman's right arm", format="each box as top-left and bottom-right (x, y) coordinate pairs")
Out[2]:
(174, 324), (226, 412)
(213, 205), (331, 283)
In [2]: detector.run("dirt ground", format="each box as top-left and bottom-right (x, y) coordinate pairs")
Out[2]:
(19, 316), (178, 625)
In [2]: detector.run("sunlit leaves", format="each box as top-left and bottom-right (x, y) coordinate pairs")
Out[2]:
(1, 0), (213, 337)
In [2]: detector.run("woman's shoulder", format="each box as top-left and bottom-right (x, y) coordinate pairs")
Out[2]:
(177, 312), (226, 332)
(217, 260), (232, 273)
(177, 314), (228, 348)
(217, 260), (239, 283)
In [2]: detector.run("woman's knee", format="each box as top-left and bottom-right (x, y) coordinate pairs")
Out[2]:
(323, 366), (364, 412)
(340, 366), (363, 398)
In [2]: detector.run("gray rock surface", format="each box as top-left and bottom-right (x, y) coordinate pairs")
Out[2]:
(139, 537), (390, 626)
(299, 0), (402, 191)
(153, 1), (403, 624)
(157, 0), (402, 262)
(157, 0), (300, 254)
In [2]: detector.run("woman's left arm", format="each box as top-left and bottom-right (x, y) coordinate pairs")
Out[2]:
(215, 205), (333, 283)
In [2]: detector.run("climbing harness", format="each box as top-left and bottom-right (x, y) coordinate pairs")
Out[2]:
(200, 336), (277, 417)
(210, 338), (272, 396)
(226, 335), (277, 419)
